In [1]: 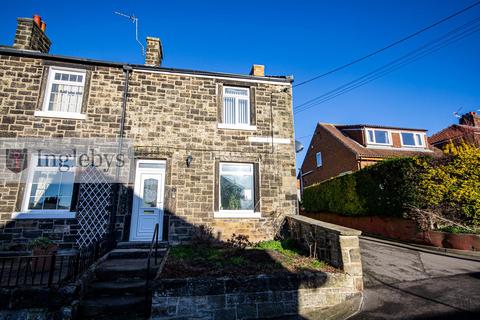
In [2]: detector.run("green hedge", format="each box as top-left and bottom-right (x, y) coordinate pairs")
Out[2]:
(303, 143), (480, 226)
(303, 158), (419, 217)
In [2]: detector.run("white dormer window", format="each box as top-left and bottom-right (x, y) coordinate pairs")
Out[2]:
(35, 67), (87, 120)
(366, 129), (391, 145)
(219, 86), (254, 130)
(401, 132), (425, 147)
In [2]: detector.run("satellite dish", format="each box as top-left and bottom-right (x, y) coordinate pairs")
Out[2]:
(295, 140), (304, 153)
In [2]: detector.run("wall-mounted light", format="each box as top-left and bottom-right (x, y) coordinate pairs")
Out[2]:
(186, 155), (193, 167)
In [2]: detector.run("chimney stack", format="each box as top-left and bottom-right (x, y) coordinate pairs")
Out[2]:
(145, 37), (163, 67)
(13, 16), (51, 53)
(459, 111), (480, 127)
(250, 64), (265, 77)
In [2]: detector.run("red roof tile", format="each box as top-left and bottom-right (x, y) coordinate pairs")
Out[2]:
(429, 125), (480, 145)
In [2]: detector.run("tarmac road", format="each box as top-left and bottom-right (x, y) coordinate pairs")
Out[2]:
(350, 237), (480, 319)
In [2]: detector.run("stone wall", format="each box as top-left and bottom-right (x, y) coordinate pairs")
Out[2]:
(152, 273), (362, 320)
(286, 215), (363, 290)
(151, 216), (364, 319)
(0, 48), (296, 249)
(0, 285), (75, 319)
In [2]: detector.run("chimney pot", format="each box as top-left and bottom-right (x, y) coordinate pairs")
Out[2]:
(250, 64), (265, 77)
(41, 21), (46, 32)
(33, 15), (41, 27)
(145, 37), (163, 67)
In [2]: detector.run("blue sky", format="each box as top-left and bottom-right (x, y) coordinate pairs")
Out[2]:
(1, 0), (479, 168)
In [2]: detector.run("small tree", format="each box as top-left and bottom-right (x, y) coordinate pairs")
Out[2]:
(416, 142), (480, 226)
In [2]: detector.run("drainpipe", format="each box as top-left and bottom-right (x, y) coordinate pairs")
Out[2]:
(110, 65), (132, 239)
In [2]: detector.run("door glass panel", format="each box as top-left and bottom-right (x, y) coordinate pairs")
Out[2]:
(139, 163), (165, 169)
(143, 178), (158, 207)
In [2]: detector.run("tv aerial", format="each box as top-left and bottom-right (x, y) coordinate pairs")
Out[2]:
(114, 11), (145, 56)
(453, 106), (463, 119)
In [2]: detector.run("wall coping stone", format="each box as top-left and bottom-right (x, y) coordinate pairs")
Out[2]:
(287, 214), (362, 236)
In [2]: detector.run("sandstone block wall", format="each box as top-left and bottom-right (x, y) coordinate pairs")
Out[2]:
(0, 49), (296, 249)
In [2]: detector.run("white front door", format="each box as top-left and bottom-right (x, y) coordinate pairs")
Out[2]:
(129, 160), (165, 241)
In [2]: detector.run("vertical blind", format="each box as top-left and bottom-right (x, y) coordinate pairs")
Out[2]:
(223, 87), (249, 125)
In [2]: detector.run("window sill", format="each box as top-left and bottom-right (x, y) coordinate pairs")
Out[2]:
(217, 123), (257, 131)
(214, 211), (261, 219)
(12, 211), (76, 219)
(34, 111), (86, 120)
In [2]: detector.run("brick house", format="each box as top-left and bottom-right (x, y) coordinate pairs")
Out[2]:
(0, 16), (297, 251)
(299, 122), (437, 189)
(429, 111), (480, 149)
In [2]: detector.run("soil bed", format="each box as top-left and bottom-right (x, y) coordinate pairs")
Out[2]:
(162, 239), (338, 278)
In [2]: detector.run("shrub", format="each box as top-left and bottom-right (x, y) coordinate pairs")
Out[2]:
(31, 237), (55, 249)
(191, 224), (215, 247)
(226, 234), (252, 249)
(416, 142), (480, 225)
(303, 157), (419, 217)
(303, 145), (480, 226)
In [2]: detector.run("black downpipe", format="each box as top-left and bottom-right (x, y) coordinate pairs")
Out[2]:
(110, 65), (132, 240)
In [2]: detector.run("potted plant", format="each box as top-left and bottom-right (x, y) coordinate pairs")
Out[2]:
(31, 237), (58, 272)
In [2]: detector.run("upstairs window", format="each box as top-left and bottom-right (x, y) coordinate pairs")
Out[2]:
(316, 152), (323, 167)
(401, 132), (425, 147)
(366, 129), (391, 145)
(41, 67), (86, 117)
(222, 86), (250, 127)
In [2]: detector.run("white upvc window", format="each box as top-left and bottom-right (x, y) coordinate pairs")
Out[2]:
(37, 67), (87, 119)
(216, 162), (259, 218)
(366, 129), (392, 145)
(222, 86), (251, 127)
(15, 155), (76, 219)
(401, 132), (425, 147)
(316, 152), (323, 167)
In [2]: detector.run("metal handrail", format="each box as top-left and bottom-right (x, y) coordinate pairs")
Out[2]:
(145, 223), (159, 315)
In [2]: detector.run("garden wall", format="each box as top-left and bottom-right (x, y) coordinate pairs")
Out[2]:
(0, 285), (76, 320)
(151, 215), (364, 320)
(304, 212), (480, 251)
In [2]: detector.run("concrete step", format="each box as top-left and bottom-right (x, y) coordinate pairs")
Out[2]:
(117, 241), (168, 250)
(108, 248), (152, 260)
(77, 295), (146, 318)
(94, 258), (159, 281)
(86, 279), (147, 297)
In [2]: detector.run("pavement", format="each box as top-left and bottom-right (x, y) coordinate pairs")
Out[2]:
(350, 236), (480, 319)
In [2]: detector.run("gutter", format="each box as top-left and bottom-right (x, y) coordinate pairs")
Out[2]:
(0, 47), (292, 84)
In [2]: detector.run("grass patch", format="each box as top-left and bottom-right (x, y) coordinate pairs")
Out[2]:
(164, 240), (337, 278)
(437, 225), (480, 234)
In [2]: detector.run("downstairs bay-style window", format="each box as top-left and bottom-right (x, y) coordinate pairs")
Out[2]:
(35, 67), (87, 120)
(401, 132), (425, 147)
(15, 155), (76, 219)
(219, 86), (255, 130)
(215, 162), (260, 218)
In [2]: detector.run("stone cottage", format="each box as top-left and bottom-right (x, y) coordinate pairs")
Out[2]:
(0, 16), (297, 251)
